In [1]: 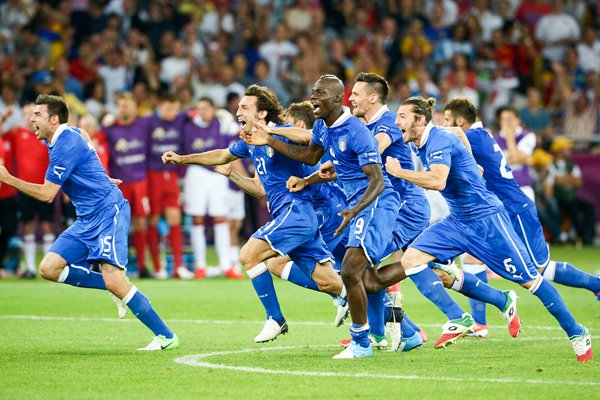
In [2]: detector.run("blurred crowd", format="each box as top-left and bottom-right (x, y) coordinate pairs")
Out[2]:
(0, 0), (599, 277)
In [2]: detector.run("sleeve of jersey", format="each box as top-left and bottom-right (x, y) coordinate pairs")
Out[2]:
(228, 139), (249, 158)
(310, 120), (325, 149)
(426, 136), (453, 169)
(352, 127), (381, 167)
(45, 135), (81, 185)
(376, 123), (401, 144)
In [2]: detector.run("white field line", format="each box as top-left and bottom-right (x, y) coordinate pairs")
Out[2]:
(174, 346), (600, 386)
(1, 314), (598, 332)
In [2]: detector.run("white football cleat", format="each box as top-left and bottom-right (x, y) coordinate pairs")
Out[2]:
(176, 266), (195, 280)
(137, 334), (180, 351)
(154, 269), (168, 280)
(333, 297), (349, 327)
(254, 317), (288, 343)
(109, 293), (128, 319)
(570, 325), (592, 362)
(332, 341), (373, 359)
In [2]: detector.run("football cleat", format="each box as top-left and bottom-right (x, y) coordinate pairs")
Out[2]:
(434, 313), (476, 349)
(500, 290), (521, 337)
(194, 268), (206, 280)
(570, 325), (592, 362)
(465, 323), (488, 338)
(419, 329), (428, 343)
(225, 268), (244, 280)
(399, 331), (424, 352)
(154, 269), (168, 280)
(332, 341), (373, 359)
(137, 333), (180, 351)
(109, 292), (128, 319)
(333, 297), (349, 327)
(176, 266), (195, 280)
(254, 317), (288, 343)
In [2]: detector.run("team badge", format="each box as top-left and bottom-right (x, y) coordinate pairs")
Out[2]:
(152, 127), (166, 140)
(338, 137), (347, 152)
(266, 147), (274, 157)
(115, 138), (129, 152)
(193, 138), (205, 150)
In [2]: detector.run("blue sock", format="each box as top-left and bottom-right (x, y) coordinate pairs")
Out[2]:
(248, 262), (284, 323)
(408, 266), (464, 320)
(383, 293), (394, 308)
(531, 279), (583, 337)
(548, 262), (600, 294)
(367, 289), (386, 337)
(468, 271), (489, 325)
(401, 315), (417, 338)
(126, 287), (173, 338)
(350, 323), (370, 347)
(403, 314), (421, 333)
(59, 265), (106, 290)
(457, 271), (506, 311)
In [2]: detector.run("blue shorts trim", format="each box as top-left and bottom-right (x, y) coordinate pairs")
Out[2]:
(511, 207), (550, 269)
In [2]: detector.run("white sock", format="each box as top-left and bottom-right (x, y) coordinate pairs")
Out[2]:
(42, 233), (55, 254)
(24, 234), (37, 273)
(190, 225), (206, 269)
(542, 261), (556, 281)
(122, 285), (139, 304)
(214, 222), (231, 270)
(58, 266), (70, 283)
(230, 245), (240, 268)
(280, 261), (294, 280)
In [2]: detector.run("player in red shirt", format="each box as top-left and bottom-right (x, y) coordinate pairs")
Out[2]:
(0, 118), (18, 276)
(5, 104), (55, 278)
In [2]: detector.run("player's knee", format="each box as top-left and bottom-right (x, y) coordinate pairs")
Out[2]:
(266, 258), (285, 277)
(400, 252), (418, 270)
(239, 247), (259, 270)
(39, 256), (63, 281)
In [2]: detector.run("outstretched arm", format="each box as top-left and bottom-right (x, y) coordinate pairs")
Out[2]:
(162, 148), (238, 166)
(386, 157), (449, 191)
(243, 125), (324, 165)
(334, 163), (385, 236)
(214, 163), (266, 199)
(0, 167), (60, 203)
(253, 121), (312, 144)
(444, 127), (472, 154)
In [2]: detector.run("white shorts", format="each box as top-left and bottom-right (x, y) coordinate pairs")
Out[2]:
(228, 189), (246, 220)
(183, 165), (230, 217)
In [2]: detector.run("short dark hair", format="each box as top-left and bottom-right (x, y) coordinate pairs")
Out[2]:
(245, 84), (285, 124)
(35, 94), (69, 123)
(401, 96), (436, 123)
(496, 105), (518, 122)
(354, 72), (390, 103)
(286, 101), (315, 129)
(444, 98), (477, 124)
(198, 96), (215, 107)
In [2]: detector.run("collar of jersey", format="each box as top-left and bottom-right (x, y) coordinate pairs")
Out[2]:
(328, 109), (352, 128)
(49, 123), (68, 147)
(470, 121), (484, 129)
(417, 121), (434, 149)
(367, 104), (389, 125)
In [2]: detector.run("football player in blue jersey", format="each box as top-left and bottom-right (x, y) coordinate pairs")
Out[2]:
(243, 75), (479, 358)
(385, 96), (592, 362)
(213, 101), (350, 327)
(440, 97), (599, 341)
(0, 95), (178, 351)
(163, 85), (345, 343)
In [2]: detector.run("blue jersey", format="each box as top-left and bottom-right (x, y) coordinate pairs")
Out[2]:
(465, 123), (534, 217)
(312, 110), (393, 205)
(45, 125), (123, 218)
(366, 106), (426, 201)
(229, 130), (312, 217)
(412, 123), (502, 219)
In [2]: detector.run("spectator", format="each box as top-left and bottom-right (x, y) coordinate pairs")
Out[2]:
(252, 59), (291, 106)
(535, 0), (580, 63)
(53, 56), (83, 100)
(98, 46), (130, 107)
(159, 39), (191, 89)
(470, 0), (503, 43)
(448, 69), (480, 107)
(0, 82), (24, 131)
(210, 64), (246, 108)
(258, 22), (299, 83)
(518, 86), (552, 135)
(83, 80), (107, 119)
(550, 136), (596, 245)
(576, 26), (600, 73)
(530, 148), (562, 243)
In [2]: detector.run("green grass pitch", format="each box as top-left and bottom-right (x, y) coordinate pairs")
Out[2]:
(0, 246), (599, 399)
